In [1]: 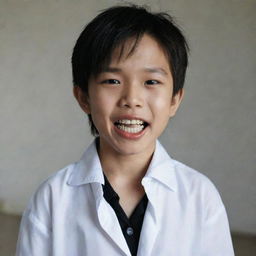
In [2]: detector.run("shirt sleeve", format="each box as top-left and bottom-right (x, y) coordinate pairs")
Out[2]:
(16, 181), (52, 256)
(201, 180), (235, 256)
(16, 209), (52, 256)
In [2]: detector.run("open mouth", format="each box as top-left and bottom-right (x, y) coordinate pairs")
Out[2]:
(114, 119), (149, 134)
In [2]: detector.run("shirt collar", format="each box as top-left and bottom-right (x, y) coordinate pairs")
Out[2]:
(67, 138), (105, 186)
(143, 140), (177, 192)
(67, 139), (177, 192)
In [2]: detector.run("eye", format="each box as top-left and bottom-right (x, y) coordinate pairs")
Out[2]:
(145, 80), (161, 85)
(101, 79), (120, 85)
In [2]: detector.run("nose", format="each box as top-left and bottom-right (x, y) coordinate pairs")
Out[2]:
(118, 83), (144, 109)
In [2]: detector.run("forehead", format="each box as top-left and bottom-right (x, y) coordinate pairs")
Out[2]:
(107, 34), (170, 66)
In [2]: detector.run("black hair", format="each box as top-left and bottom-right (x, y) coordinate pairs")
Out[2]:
(72, 4), (189, 136)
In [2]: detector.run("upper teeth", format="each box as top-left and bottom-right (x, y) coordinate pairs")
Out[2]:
(116, 119), (144, 125)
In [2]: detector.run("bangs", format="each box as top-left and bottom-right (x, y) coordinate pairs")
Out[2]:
(95, 33), (143, 75)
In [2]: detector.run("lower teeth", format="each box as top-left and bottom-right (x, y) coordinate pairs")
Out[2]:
(116, 124), (144, 133)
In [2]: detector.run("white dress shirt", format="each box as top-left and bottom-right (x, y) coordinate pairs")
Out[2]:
(16, 139), (234, 256)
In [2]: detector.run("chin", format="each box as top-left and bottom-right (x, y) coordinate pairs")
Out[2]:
(114, 140), (153, 157)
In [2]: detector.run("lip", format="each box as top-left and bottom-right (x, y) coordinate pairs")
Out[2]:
(113, 123), (148, 140)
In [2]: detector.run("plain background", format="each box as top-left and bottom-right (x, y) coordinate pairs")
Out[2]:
(0, 0), (255, 235)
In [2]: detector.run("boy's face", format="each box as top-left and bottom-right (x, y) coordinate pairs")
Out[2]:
(74, 34), (184, 157)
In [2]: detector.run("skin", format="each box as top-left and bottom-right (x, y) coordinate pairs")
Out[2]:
(74, 34), (184, 216)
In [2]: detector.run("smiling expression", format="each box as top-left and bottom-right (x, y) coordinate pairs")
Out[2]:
(75, 34), (184, 157)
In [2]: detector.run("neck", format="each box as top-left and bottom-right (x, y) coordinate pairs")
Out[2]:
(96, 138), (154, 185)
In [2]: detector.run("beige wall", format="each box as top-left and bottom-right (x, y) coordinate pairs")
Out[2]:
(0, 0), (255, 234)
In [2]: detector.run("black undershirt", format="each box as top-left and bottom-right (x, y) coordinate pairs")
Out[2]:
(102, 174), (148, 256)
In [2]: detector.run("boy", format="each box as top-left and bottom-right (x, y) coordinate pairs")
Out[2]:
(16, 5), (234, 256)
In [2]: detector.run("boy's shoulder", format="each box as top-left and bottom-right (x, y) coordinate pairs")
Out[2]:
(23, 163), (76, 229)
(39, 163), (76, 189)
(170, 158), (224, 207)
(28, 163), (76, 205)
(155, 141), (219, 193)
(31, 140), (101, 201)
(172, 158), (211, 184)
(172, 158), (219, 189)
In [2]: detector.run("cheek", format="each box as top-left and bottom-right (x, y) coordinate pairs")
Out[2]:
(148, 92), (171, 113)
(89, 91), (116, 123)
(90, 89), (110, 108)
(148, 92), (172, 131)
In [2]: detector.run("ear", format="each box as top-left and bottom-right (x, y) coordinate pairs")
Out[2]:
(169, 88), (185, 118)
(73, 86), (91, 114)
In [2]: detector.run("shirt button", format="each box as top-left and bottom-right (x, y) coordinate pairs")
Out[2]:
(126, 227), (134, 236)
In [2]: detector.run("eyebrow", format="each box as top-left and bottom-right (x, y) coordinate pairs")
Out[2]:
(101, 67), (168, 76)
(144, 67), (168, 76)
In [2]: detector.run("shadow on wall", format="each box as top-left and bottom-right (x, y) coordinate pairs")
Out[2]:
(0, 213), (255, 256)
